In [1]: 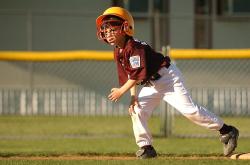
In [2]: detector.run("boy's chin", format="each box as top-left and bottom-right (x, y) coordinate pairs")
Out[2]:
(108, 42), (116, 46)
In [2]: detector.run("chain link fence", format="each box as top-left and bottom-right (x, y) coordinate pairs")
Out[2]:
(2, 58), (250, 137)
(0, 59), (249, 115)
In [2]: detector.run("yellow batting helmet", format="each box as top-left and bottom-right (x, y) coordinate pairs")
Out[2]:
(96, 7), (134, 36)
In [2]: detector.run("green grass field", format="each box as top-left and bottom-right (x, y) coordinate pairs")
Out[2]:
(0, 116), (249, 165)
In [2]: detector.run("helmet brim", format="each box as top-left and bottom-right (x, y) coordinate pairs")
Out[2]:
(96, 13), (124, 29)
(96, 15), (106, 28)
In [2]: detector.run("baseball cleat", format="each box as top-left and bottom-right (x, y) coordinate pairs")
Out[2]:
(136, 145), (157, 159)
(219, 126), (239, 156)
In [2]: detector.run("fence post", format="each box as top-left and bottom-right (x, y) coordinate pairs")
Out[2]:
(160, 101), (172, 137)
(20, 90), (26, 115)
(160, 46), (173, 137)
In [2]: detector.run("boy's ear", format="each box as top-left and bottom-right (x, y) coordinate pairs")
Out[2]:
(123, 21), (129, 32)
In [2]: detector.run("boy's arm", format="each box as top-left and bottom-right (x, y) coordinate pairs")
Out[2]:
(108, 79), (138, 102)
(130, 84), (136, 97)
(129, 84), (140, 115)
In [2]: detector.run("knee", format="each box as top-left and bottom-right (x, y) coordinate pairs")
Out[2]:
(180, 104), (200, 115)
(132, 106), (150, 121)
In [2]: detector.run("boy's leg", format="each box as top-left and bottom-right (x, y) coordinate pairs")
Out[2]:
(161, 64), (239, 156)
(163, 82), (239, 156)
(131, 86), (162, 158)
(163, 83), (224, 131)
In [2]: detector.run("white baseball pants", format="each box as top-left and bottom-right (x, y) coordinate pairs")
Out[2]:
(131, 64), (224, 147)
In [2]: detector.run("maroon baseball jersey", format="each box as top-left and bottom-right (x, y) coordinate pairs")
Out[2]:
(114, 38), (171, 86)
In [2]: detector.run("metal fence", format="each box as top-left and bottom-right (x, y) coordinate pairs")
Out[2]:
(0, 58), (250, 137)
(0, 88), (127, 116)
(0, 59), (250, 116)
(0, 87), (249, 116)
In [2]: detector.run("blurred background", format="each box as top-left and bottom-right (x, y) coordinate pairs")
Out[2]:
(1, 0), (250, 51)
(0, 0), (250, 138)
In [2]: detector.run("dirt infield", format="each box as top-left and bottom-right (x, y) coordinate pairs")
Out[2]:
(0, 155), (229, 160)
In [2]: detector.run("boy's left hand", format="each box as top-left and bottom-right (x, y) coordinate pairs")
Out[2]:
(108, 88), (122, 102)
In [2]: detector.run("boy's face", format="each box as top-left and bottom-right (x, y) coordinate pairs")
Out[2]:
(99, 19), (125, 46)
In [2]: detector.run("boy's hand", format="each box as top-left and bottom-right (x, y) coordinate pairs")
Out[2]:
(129, 96), (140, 115)
(108, 88), (122, 102)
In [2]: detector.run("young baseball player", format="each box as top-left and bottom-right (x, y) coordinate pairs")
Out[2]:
(96, 7), (239, 159)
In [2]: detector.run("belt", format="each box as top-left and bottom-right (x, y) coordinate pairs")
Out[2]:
(150, 63), (170, 81)
(139, 63), (171, 86)
(150, 72), (161, 81)
(144, 71), (162, 87)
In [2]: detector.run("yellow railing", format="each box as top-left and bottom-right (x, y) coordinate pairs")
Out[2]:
(0, 49), (250, 61)
(171, 49), (250, 59)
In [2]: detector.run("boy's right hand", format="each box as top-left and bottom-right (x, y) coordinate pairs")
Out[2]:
(129, 96), (140, 116)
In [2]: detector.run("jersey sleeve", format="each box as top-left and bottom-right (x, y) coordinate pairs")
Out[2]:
(126, 48), (147, 81)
